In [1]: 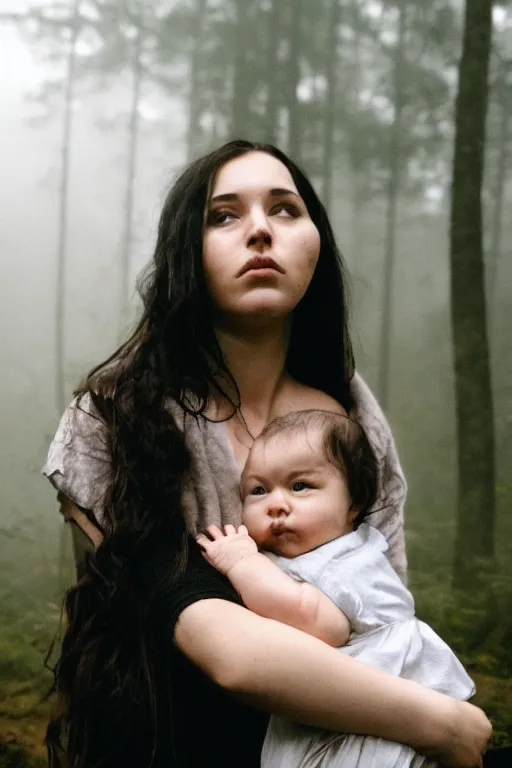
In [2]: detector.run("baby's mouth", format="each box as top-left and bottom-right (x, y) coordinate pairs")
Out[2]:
(271, 523), (289, 537)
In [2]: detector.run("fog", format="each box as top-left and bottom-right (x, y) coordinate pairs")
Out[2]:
(0, 0), (511, 762)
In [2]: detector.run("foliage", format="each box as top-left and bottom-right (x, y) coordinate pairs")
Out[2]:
(0, 523), (64, 768)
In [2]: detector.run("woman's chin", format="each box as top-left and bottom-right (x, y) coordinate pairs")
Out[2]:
(218, 299), (295, 332)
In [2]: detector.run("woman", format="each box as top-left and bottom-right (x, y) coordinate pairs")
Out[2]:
(43, 140), (491, 768)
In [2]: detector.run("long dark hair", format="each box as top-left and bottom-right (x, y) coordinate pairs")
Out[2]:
(46, 139), (354, 767)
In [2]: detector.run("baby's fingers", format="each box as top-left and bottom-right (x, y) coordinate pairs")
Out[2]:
(224, 524), (237, 536)
(196, 533), (210, 551)
(205, 524), (224, 540)
(237, 525), (249, 536)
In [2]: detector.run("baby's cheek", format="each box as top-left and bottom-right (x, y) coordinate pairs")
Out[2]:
(240, 502), (253, 528)
(242, 504), (264, 541)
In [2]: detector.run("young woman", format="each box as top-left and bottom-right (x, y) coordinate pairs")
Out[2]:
(43, 140), (491, 768)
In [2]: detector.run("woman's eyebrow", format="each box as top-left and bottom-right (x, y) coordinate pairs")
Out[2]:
(269, 187), (299, 198)
(210, 187), (299, 204)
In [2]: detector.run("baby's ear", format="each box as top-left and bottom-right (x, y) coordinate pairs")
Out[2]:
(348, 505), (362, 527)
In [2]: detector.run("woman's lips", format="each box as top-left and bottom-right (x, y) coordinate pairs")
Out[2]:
(238, 256), (284, 277)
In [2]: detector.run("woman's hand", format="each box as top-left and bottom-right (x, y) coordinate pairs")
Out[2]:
(422, 699), (491, 768)
(197, 524), (258, 577)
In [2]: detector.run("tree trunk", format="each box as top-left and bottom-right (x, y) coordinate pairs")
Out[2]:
(287, 0), (303, 161)
(488, 63), (511, 320)
(55, 0), (80, 416)
(119, 30), (142, 335)
(56, 0), (80, 590)
(231, 1), (250, 137)
(321, 0), (341, 212)
(186, 0), (207, 162)
(377, 0), (408, 412)
(450, 0), (495, 590)
(347, 0), (364, 269)
(264, 0), (283, 144)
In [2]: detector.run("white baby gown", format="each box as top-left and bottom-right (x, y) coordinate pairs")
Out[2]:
(261, 523), (475, 768)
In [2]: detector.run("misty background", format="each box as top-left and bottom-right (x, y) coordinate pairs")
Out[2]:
(0, 0), (510, 764)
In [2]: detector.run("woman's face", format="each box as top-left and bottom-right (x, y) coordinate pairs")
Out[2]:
(202, 152), (320, 328)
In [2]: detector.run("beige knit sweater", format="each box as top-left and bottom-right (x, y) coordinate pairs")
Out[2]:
(43, 372), (408, 584)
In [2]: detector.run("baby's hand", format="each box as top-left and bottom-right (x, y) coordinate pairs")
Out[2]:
(197, 524), (258, 576)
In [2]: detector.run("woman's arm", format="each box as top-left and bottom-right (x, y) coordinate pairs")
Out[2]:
(57, 493), (104, 550)
(175, 598), (491, 768)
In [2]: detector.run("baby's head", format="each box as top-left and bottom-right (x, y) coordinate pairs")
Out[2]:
(240, 410), (378, 557)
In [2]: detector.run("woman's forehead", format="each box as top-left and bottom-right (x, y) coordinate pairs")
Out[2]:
(212, 152), (298, 197)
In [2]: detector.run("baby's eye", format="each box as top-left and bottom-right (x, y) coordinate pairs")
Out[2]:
(250, 485), (266, 496)
(291, 481), (309, 492)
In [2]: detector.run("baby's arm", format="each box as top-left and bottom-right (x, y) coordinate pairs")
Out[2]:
(197, 524), (351, 647)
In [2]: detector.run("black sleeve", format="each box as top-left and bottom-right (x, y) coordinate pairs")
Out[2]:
(161, 539), (269, 767)
(166, 537), (245, 637)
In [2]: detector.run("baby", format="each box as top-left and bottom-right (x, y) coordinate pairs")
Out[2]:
(197, 410), (475, 768)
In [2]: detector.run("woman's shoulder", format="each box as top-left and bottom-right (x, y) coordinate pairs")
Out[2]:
(276, 372), (393, 462)
(42, 387), (193, 525)
(50, 391), (108, 451)
(42, 391), (113, 517)
(350, 372), (393, 462)
(281, 378), (347, 416)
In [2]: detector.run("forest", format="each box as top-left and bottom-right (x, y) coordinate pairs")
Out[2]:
(0, 0), (510, 765)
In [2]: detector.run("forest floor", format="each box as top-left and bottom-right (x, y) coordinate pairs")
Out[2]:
(0, 680), (50, 768)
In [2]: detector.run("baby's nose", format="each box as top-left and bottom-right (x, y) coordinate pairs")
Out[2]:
(267, 492), (290, 516)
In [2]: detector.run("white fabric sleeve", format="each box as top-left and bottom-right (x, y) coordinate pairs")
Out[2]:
(42, 392), (111, 525)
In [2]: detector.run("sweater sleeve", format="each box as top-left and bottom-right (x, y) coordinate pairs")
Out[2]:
(371, 430), (408, 585)
(42, 392), (111, 525)
(350, 372), (408, 585)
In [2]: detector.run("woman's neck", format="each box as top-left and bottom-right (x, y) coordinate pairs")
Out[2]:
(214, 321), (289, 427)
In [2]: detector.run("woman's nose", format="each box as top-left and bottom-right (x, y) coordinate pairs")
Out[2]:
(247, 209), (272, 249)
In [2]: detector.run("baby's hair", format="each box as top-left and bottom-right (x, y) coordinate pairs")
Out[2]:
(253, 410), (379, 527)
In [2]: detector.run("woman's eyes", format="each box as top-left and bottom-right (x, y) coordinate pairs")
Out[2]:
(208, 202), (300, 226)
(208, 211), (236, 225)
(271, 202), (300, 218)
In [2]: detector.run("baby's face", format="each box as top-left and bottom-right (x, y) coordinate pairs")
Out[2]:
(241, 428), (356, 557)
